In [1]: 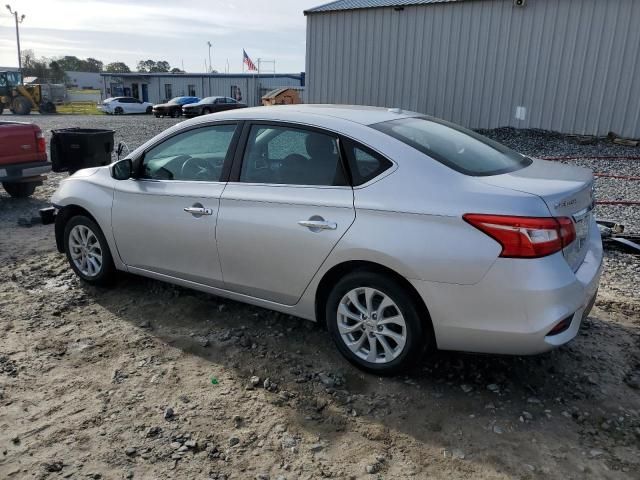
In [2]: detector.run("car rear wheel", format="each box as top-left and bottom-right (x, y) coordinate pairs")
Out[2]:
(64, 215), (115, 285)
(326, 270), (428, 375)
(2, 182), (37, 198)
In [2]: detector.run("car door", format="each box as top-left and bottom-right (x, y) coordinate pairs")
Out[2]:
(217, 122), (356, 305)
(111, 122), (240, 287)
(132, 99), (145, 113)
(118, 98), (132, 114)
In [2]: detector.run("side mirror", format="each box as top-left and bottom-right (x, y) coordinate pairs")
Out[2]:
(111, 158), (132, 180)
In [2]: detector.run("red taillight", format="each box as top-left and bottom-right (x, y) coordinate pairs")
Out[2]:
(35, 130), (46, 153)
(463, 214), (576, 258)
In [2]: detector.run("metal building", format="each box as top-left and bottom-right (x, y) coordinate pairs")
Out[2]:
(305, 0), (640, 138)
(99, 72), (305, 107)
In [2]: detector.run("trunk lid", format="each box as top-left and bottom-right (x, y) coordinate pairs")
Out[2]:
(478, 159), (595, 271)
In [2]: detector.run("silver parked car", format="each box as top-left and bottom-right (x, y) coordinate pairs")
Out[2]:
(51, 105), (603, 374)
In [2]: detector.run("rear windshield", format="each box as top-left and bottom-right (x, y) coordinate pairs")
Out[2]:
(372, 117), (531, 176)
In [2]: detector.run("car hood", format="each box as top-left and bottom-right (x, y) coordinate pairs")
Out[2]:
(478, 159), (594, 216)
(153, 103), (175, 109)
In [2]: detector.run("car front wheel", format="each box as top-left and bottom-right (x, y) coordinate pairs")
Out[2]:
(326, 271), (428, 375)
(64, 215), (115, 285)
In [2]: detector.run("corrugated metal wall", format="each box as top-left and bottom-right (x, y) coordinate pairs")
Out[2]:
(102, 74), (304, 107)
(306, 0), (640, 137)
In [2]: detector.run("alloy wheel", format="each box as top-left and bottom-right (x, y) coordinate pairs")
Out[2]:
(337, 287), (407, 364)
(68, 224), (103, 278)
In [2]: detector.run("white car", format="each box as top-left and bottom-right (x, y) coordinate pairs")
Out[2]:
(99, 97), (153, 115)
(50, 105), (603, 374)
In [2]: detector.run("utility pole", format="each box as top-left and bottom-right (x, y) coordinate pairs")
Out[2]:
(207, 41), (212, 73)
(6, 5), (25, 80)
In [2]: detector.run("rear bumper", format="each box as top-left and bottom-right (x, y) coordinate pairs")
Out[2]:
(0, 160), (51, 182)
(412, 216), (604, 355)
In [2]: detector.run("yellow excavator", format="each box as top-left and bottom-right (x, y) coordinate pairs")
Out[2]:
(0, 70), (56, 115)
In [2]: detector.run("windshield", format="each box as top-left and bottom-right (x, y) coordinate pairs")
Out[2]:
(4, 71), (22, 86)
(202, 97), (220, 103)
(372, 117), (531, 176)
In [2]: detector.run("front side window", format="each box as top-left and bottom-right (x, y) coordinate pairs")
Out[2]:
(240, 125), (347, 186)
(372, 117), (531, 176)
(141, 124), (236, 182)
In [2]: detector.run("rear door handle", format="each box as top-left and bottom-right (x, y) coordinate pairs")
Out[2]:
(184, 206), (213, 216)
(298, 220), (337, 231)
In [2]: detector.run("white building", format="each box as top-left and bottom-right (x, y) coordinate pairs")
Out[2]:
(100, 72), (305, 106)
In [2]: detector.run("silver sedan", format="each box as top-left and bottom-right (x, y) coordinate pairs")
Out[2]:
(51, 105), (603, 374)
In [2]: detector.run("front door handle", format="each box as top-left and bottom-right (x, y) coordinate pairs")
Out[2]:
(298, 219), (337, 231)
(184, 206), (213, 216)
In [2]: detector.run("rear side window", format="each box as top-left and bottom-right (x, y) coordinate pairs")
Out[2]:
(240, 125), (347, 186)
(342, 139), (392, 186)
(372, 117), (531, 176)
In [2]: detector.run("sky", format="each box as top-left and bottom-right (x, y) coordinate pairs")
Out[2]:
(0, 0), (322, 73)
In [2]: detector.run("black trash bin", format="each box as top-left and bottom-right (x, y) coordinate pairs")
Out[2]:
(50, 128), (114, 174)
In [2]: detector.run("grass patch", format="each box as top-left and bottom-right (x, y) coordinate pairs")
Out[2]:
(56, 102), (104, 115)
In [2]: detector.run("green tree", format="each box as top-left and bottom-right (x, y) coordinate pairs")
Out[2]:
(84, 57), (104, 72)
(56, 56), (84, 71)
(105, 62), (131, 73)
(170, 67), (184, 73)
(137, 59), (155, 72)
(48, 61), (65, 83)
(137, 59), (172, 73)
(153, 61), (170, 72)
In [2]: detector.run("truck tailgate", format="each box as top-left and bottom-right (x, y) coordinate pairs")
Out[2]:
(0, 122), (46, 165)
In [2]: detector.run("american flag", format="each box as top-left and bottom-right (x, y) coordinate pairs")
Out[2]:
(243, 49), (257, 71)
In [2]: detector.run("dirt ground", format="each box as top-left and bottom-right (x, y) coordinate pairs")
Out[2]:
(1, 117), (639, 480)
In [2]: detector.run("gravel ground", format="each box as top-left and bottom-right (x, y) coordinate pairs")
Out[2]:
(1, 114), (639, 480)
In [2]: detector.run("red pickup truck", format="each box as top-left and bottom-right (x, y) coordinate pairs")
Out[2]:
(0, 121), (51, 197)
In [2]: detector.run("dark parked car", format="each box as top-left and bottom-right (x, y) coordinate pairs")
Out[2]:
(152, 96), (200, 118)
(182, 96), (247, 118)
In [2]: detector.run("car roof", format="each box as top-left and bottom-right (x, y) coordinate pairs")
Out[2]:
(195, 104), (421, 126)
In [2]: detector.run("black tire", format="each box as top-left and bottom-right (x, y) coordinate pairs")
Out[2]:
(39, 101), (56, 114)
(154, 113), (161, 118)
(114, 106), (124, 115)
(2, 182), (37, 198)
(202, 107), (211, 115)
(63, 215), (115, 286)
(146, 106), (153, 114)
(12, 96), (31, 115)
(326, 270), (429, 375)
(170, 108), (181, 118)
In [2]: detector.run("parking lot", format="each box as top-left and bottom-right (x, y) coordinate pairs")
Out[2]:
(1, 113), (639, 479)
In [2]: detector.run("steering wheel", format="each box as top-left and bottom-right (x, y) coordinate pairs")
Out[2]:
(180, 156), (213, 180)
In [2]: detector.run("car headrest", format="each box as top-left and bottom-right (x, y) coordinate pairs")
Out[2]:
(305, 134), (335, 160)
